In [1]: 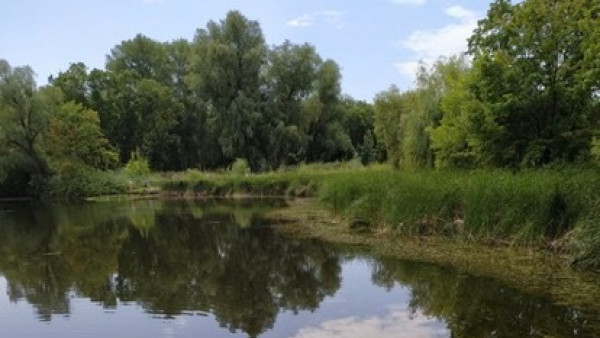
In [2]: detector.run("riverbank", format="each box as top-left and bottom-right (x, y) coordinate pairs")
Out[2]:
(155, 167), (600, 270)
(154, 163), (371, 198)
(15, 164), (600, 271)
(266, 199), (600, 311)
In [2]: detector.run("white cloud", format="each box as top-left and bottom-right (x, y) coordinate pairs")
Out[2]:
(289, 306), (448, 338)
(395, 5), (479, 83)
(286, 11), (344, 29)
(391, 0), (427, 5)
(445, 5), (477, 20)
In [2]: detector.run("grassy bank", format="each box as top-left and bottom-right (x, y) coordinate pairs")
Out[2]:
(31, 162), (600, 271)
(316, 169), (600, 270)
(154, 162), (374, 198)
(154, 165), (600, 270)
(266, 199), (600, 311)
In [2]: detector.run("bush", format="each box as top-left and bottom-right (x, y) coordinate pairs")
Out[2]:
(44, 167), (127, 198)
(125, 151), (150, 178)
(231, 158), (250, 176)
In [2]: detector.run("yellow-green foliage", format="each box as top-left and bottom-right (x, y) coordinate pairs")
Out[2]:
(231, 158), (251, 175)
(158, 161), (376, 197)
(125, 151), (150, 178)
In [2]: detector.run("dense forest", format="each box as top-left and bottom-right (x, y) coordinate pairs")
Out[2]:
(0, 0), (599, 197)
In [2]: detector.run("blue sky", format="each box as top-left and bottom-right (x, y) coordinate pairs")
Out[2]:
(0, 0), (494, 101)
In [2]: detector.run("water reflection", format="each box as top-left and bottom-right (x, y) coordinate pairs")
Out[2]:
(0, 200), (340, 337)
(0, 200), (599, 337)
(370, 258), (600, 337)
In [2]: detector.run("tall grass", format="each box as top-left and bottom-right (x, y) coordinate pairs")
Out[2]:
(319, 169), (600, 247)
(156, 161), (379, 198)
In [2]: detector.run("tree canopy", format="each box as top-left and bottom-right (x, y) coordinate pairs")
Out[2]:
(2, 1), (600, 197)
(375, 0), (600, 169)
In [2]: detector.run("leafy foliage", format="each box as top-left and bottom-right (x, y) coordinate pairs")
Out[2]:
(45, 102), (118, 172)
(231, 158), (251, 176)
(125, 150), (150, 179)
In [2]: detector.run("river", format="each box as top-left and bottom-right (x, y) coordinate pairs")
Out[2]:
(0, 199), (598, 337)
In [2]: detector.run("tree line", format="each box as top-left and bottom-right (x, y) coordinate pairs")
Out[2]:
(375, 0), (600, 169)
(1, 0), (599, 197)
(0, 11), (377, 195)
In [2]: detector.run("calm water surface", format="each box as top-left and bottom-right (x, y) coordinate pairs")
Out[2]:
(0, 199), (598, 338)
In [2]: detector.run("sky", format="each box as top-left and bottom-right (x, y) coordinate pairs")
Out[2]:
(0, 0), (494, 101)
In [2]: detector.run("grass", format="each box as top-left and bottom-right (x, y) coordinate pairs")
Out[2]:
(154, 161), (381, 198)
(316, 168), (600, 270)
(319, 169), (595, 241)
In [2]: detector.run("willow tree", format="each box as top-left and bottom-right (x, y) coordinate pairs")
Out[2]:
(262, 41), (322, 167)
(187, 10), (267, 169)
(0, 60), (61, 178)
(304, 60), (354, 163)
(373, 85), (407, 168)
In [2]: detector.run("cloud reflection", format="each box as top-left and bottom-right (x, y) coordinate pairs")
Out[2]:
(290, 306), (449, 338)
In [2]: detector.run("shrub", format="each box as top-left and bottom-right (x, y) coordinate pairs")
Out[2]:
(231, 158), (250, 176)
(44, 167), (127, 198)
(125, 151), (150, 179)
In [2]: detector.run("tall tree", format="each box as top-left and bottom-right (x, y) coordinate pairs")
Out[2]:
(462, 0), (600, 167)
(373, 86), (407, 168)
(101, 35), (185, 168)
(187, 10), (267, 169)
(341, 97), (376, 158)
(0, 60), (61, 177)
(106, 34), (169, 83)
(50, 62), (89, 106)
(304, 60), (354, 162)
(262, 41), (322, 167)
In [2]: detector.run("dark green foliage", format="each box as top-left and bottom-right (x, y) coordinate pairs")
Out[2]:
(359, 131), (377, 165)
(0, 166), (31, 198)
(43, 11), (366, 174)
(44, 167), (127, 198)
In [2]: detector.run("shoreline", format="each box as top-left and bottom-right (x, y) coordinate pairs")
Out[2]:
(265, 199), (600, 311)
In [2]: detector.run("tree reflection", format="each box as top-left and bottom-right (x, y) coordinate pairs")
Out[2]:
(2, 200), (600, 337)
(370, 257), (600, 337)
(0, 200), (341, 336)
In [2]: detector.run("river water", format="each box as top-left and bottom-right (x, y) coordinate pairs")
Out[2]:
(0, 199), (598, 337)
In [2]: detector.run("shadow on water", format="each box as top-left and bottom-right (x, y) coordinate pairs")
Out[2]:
(0, 199), (599, 337)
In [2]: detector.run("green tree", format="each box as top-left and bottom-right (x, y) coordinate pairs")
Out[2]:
(359, 130), (377, 165)
(44, 102), (118, 172)
(304, 60), (354, 162)
(373, 85), (407, 168)
(462, 0), (600, 167)
(99, 36), (185, 169)
(262, 41), (322, 167)
(50, 62), (89, 106)
(106, 34), (169, 82)
(187, 10), (267, 170)
(0, 60), (61, 177)
(342, 97), (376, 157)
